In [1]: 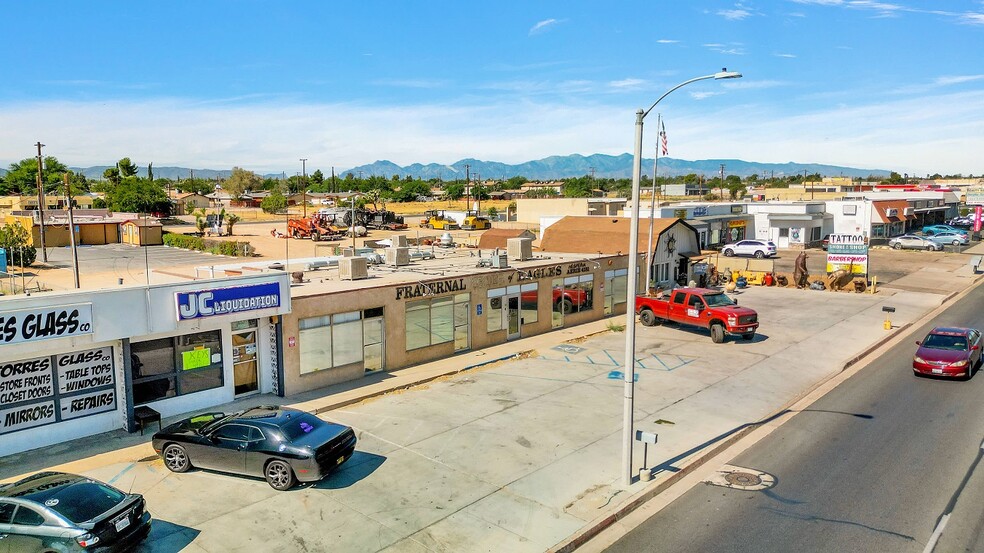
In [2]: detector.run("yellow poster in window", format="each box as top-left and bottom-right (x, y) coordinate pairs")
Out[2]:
(182, 348), (211, 370)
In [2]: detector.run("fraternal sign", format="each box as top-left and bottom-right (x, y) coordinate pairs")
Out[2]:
(826, 233), (869, 275)
(176, 282), (281, 321)
(0, 304), (93, 346)
(0, 346), (117, 435)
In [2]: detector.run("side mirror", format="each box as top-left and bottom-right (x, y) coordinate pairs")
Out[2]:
(915, 341), (921, 346)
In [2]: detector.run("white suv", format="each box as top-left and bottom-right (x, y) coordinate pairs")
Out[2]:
(723, 240), (777, 258)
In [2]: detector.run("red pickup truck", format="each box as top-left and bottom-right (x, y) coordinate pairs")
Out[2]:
(635, 287), (759, 343)
(521, 286), (591, 314)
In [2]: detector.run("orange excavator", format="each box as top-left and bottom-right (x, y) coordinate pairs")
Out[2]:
(287, 212), (348, 240)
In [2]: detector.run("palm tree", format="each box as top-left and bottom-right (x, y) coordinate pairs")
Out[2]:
(225, 213), (242, 236)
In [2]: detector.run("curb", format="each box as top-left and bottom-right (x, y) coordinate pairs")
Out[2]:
(549, 281), (983, 552)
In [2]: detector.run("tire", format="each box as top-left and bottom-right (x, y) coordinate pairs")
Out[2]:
(265, 460), (297, 491)
(953, 240), (961, 246)
(926, 245), (935, 251)
(162, 444), (191, 473)
(710, 324), (725, 344)
(893, 243), (902, 250)
(292, 229), (300, 239)
(639, 309), (656, 327)
(754, 251), (765, 259)
(723, 249), (734, 257)
(742, 332), (755, 340)
(312, 232), (320, 241)
(560, 299), (575, 315)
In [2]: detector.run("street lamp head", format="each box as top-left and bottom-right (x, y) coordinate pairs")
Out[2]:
(714, 69), (742, 80)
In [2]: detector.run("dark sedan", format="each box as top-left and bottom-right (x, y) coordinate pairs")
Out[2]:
(0, 472), (151, 552)
(913, 326), (982, 380)
(152, 405), (357, 490)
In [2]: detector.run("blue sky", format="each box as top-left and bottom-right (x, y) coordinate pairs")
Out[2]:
(2, 1), (982, 177)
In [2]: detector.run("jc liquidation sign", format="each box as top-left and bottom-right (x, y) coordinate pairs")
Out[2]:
(0, 346), (116, 435)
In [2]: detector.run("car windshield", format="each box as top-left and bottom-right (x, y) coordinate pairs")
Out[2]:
(703, 293), (736, 307)
(45, 482), (126, 524)
(280, 413), (326, 442)
(922, 334), (968, 351)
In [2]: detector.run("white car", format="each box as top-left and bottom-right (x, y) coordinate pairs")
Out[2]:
(722, 240), (778, 258)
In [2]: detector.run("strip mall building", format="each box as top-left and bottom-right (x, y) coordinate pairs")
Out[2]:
(0, 216), (700, 456)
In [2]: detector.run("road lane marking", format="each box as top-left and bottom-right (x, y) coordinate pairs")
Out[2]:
(923, 513), (949, 553)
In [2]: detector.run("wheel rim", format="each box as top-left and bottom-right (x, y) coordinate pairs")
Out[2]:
(267, 462), (290, 488)
(164, 446), (186, 470)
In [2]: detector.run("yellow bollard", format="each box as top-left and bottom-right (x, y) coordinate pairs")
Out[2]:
(884, 318), (892, 330)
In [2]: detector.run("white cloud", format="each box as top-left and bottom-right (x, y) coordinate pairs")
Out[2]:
(775, 53), (797, 58)
(609, 78), (647, 90)
(1, 88), (981, 176)
(718, 8), (752, 20)
(934, 75), (984, 86)
(529, 19), (560, 35)
(656, 39), (680, 44)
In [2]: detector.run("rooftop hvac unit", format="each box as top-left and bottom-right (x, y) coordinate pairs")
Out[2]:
(507, 237), (533, 261)
(884, 208), (898, 217)
(490, 254), (509, 268)
(903, 207), (914, 216)
(339, 256), (369, 280)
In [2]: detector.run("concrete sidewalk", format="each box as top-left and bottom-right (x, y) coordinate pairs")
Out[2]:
(0, 273), (977, 552)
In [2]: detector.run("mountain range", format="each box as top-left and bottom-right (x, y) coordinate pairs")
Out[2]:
(0, 154), (890, 182)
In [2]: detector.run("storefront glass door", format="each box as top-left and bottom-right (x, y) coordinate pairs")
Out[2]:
(506, 295), (521, 340)
(232, 328), (258, 396)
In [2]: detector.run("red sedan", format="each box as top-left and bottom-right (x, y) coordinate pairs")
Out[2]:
(912, 327), (982, 379)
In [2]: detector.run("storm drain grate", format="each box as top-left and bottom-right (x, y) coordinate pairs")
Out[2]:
(704, 464), (776, 491)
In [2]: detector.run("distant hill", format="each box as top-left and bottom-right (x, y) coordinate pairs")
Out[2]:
(1, 154), (890, 182)
(339, 154), (889, 181)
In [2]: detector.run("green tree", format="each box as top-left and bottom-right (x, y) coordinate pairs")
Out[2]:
(505, 176), (528, 189)
(393, 181), (431, 202)
(225, 213), (242, 235)
(3, 156), (69, 194)
(261, 190), (288, 213)
(444, 183), (465, 202)
(0, 222), (36, 267)
(117, 157), (139, 177)
(105, 178), (171, 215)
(222, 167), (262, 200)
(311, 169), (324, 186)
(103, 167), (121, 186)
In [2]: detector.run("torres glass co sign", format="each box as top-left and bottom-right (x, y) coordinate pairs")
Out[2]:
(0, 304), (94, 346)
(175, 282), (281, 321)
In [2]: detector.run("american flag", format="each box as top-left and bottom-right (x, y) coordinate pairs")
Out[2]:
(660, 120), (668, 156)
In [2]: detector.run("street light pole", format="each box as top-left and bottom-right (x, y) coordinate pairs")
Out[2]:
(623, 69), (742, 486)
(300, 158), (308, 217)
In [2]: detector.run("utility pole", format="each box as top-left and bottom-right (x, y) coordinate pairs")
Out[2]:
(331, 166), (337, 194)
(35, 142), (48, 262)
(64, 173), (80, 288)
(720, 164), (726, 199)
(475, 173), (481, 213)
(464, 164), (470, 210)
(300, 158), (308, 217)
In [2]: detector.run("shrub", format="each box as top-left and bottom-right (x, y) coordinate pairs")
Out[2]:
(163, 233), (254, 257)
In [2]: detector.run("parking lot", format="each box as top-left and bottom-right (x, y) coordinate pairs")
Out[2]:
(31, 280), (946, 552)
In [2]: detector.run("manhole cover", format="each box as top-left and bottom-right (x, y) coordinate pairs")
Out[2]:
(704, 464), (776, 491)
(725, 472), (762, 487)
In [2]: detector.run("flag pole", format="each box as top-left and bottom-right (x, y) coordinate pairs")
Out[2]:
(644, 114), (661, 292)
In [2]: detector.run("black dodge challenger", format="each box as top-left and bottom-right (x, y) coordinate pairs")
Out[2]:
(152, 405), (357, 490)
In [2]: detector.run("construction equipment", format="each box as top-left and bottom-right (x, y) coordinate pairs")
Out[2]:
(419, 210), (460, 230)
(460, 211), (492, 231)
(365, 209), (408, 230)
(287, 212), (348, 240)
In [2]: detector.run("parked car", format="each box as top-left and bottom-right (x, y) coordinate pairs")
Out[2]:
(913, 326), (982, 379)
(636, 287), (759, 342)
(821, 234), (830, 250)
(722, 240), (777, 258)
(922, 224), (965, 236)
(153, 405), (357, 491)
(948, 216), (974, 228)
(0, 471), (152, 552)
(927, 232), (970, 246)
(888, 234), (943, 251)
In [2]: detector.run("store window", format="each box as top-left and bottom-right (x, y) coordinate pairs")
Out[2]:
(487, 284), (539, 333)
(604, 269), (628, 315)
(811, 227), (822, 241)
(299, 311), (367, 374)
(131, 330), (223, 405)
(406, 294), (470, 351)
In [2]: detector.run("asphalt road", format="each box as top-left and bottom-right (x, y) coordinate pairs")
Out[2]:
(603, 284), (984, 553)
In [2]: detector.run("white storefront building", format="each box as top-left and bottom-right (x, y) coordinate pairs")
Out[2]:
(0, 273), (290, 456)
